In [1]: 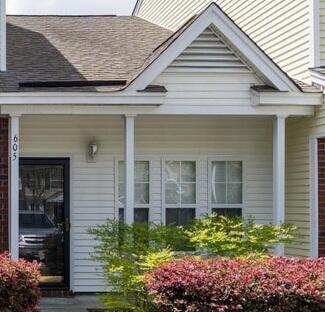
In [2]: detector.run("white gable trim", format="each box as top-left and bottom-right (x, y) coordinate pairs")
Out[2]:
(128, 4), (300, 93)
(132, 0), (143, 16)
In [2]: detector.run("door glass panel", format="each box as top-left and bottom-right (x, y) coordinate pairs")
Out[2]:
(19, 163), (67, 286)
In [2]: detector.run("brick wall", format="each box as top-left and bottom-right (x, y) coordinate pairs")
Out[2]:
(318, 138), (325, 257)
(0, 117), (8, 253)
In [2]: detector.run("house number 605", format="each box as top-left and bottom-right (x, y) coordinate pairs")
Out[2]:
(12, 135), (18, 161)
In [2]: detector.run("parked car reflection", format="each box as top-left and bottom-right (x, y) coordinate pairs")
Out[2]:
(19, 210), (57, 259)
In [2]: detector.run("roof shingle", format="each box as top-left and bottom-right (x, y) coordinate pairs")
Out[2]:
(3, 15), (172, 92)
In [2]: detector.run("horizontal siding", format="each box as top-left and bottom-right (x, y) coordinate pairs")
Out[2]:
(169, 27), (251, 72)
(21, 115), (273, 292)
(153, 70), (262, 108)
(320, 0), (325, 64)
(286, 104), (325, 258)
(136, 0), (311, 82)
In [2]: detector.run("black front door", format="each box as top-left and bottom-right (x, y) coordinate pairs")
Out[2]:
(19, 158), (70, 288)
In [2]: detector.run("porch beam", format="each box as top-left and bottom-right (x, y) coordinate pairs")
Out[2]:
(124, 114), (136, 225)
(273, 115), (286, 256)
(9, 114), (20, 259)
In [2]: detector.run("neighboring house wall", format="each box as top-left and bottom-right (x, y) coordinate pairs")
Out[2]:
(135, 0), (311, 82)
(20, 114), (273, 291)
(0, 117), (9, 253)
(320, 0), (325, 65)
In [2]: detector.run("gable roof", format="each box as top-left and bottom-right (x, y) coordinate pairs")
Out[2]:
(0, 6), (315, 94)
(128, 3), (300, 92)
(1, 15), (172, 92)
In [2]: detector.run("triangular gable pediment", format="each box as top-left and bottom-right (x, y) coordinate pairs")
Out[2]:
(128, 3), (299, 92)
(167, 26), (251, 73)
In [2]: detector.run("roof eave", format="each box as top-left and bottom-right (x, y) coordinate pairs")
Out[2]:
(310, 68), (325, 88)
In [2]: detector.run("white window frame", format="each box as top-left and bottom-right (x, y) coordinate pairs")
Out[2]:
(208, 157), (246, 216)
(114, 157), (152, 221)
(162, 157), (199, 225)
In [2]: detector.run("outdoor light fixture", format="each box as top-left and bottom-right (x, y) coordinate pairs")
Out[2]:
(87, 138), (99, 163)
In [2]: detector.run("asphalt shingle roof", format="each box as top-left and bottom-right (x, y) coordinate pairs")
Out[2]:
(1, 14), (318, 94)
(3, 15), (172, 92)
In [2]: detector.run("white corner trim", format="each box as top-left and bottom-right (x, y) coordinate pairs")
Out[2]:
(251, 89), (323, 106)
(309, 133), (325, 258)
(0, 0), (6, 71)
(128, 4), (299, 92)
(310, 0), (320, 68)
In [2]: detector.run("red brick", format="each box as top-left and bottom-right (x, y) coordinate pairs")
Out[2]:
(318, 138), (325, 257)
(41, 289), (74, 298)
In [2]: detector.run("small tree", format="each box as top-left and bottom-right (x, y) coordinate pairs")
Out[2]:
(187, 214), (297, 258)
(89, 220), (192, 311)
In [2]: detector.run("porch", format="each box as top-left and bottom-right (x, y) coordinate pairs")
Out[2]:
(6, 113), (287, 292)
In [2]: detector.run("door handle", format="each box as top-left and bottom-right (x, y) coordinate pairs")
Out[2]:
(64, 218), (70, 232)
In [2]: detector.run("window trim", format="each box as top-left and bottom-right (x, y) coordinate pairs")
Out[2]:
(114, 157), (153, 222)
(208, 157), (246, 216)
(162, 158), (199, 225)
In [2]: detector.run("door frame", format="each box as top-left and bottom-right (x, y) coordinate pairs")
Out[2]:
(19, 157), (70, 289)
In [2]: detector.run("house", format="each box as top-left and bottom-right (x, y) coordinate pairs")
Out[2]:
(0, 0), (323, 293)
(133, 0), (325, 264)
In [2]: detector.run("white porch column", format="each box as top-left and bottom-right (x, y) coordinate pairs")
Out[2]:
(273, 115), (286, 256)
(124, 114), (136, 225)
(9, 115), (20, 259)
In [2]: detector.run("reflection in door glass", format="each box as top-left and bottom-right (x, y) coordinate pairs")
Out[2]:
(19, 164), (66, 285)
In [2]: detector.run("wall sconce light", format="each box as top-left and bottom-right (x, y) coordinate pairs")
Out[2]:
(87, 138), (99, 163)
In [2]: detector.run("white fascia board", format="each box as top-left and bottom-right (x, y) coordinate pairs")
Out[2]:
(1, 104), (314, 117)
(251, 89), (323, 106)
(128, 4), (299, 92)
(0, 91), (166, 105)
(132, 0), (143, 16)
(310, 70), (325, 88)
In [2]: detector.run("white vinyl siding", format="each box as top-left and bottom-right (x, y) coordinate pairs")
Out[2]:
(20, 114), (273, 292)
(285, 107), (325, 258)
(153, 30), (263, 108)
(168, 27), (251, 73)
(136, 0), (311, 82)
(320, 0), (325, 64)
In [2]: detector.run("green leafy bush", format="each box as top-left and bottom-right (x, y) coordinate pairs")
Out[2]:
(188, 214), (297, 258)
(89, 220), (192, 311)
(90, 215), (297, 311)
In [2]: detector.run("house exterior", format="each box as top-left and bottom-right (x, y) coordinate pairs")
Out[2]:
(133, 0), (325, 262)
(0, 1), (323, 293)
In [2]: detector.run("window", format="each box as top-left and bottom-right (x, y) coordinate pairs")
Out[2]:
(165, 160), (196, 225)
(210, 161), (243, 217)
(118, 160), (150, 223)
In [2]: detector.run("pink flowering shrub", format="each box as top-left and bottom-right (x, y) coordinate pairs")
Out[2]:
(0, 252), (41, 312)
(146, 257), (325, 312)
